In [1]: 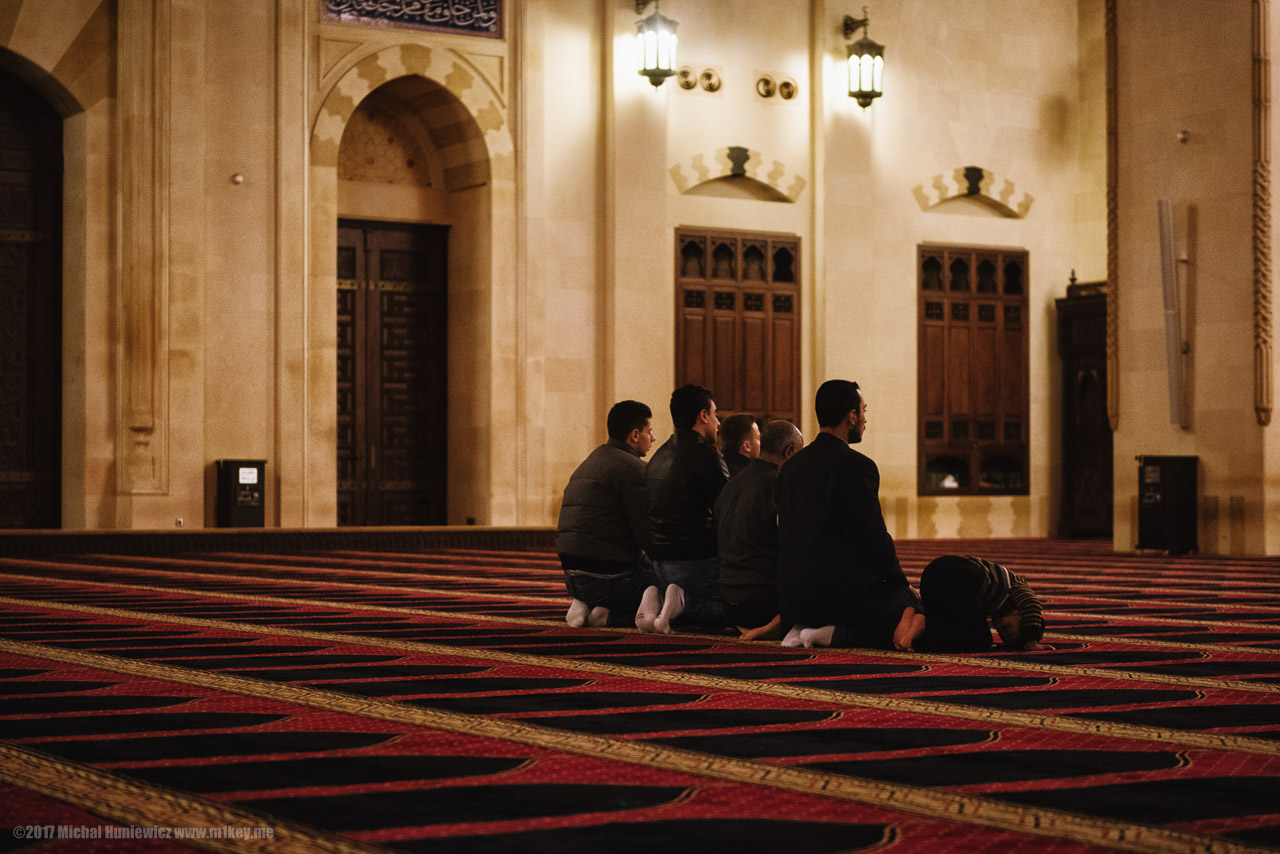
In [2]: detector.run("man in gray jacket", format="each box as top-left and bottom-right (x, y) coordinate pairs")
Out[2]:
(556, 399), (657, 628)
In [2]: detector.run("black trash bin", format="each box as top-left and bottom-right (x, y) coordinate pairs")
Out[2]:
(215, 459), (266, 527)
(1136, 455), (1197, 554)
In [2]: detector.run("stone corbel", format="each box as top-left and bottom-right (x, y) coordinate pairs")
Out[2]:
(117, 0), (170, 493)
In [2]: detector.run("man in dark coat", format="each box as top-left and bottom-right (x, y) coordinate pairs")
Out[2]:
(639, 384), (731, 633)
(556, 399), (656, 628)
(715, 419), (804, 640)
(776, 379), (917, 649)
(719, 413), (761, 478)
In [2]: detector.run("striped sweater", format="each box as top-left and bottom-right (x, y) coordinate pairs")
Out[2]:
(967, 555), (1045, 643)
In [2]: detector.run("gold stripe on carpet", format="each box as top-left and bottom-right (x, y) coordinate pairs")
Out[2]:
(2, 597), (1276, 758)
(0, 743), (395, 854)
(0, 638), (1262, 854)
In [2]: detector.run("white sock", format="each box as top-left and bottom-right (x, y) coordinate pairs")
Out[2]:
(781, 625), (805, 647)
(566, 598), (589, 628)
(635, 586), (661, 632)
(800, 625), (836, 648)
(653, 583), (686, 634)
(587, 606), (611, 627)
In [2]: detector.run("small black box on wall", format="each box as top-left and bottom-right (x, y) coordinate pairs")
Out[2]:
(216, 459), (266, 528)
(1136, 455), (1197, 554)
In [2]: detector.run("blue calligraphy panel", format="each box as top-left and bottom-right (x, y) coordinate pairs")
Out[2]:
(324, 0), (503, 38)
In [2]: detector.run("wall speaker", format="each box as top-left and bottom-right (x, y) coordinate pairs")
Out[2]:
(1157, 199), (1187, 427)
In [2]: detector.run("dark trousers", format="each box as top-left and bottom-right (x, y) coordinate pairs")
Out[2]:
(654, 556), (731, 630)
(829, 583), (919, 649)
(913, 555), (995, 652)
(561, 558), (657, 628)
(726, 597), (777, 629)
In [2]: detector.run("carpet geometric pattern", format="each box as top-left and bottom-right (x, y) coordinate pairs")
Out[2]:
(1, 538), (1278, 852)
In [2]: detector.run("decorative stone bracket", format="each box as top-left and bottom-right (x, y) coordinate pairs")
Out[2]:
(912, 165), (1034, 218)
(669, 145), (807, 202)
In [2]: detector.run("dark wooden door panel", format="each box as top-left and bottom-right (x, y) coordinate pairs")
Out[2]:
(337, 221), (446, 526)
(0, 67), (62, 528)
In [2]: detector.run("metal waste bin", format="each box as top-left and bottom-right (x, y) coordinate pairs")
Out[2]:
(216, 459), (266, 527)
(1136, 455), (1196, 554)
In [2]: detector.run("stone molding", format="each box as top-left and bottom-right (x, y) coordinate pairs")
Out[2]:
(1105, 0), (1119, 431)
(116, 0), (170, 494)
(1254, 0), (1273, 426)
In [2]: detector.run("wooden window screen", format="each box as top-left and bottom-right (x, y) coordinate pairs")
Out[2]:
(918, 244), (1029, 495)
(675, 227), (801, 424)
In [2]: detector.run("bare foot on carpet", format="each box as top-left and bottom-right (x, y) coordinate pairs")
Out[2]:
(893, 607), (925, 651)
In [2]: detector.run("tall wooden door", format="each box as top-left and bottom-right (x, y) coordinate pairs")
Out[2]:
(0, 68), (62, 528)
(337, 221), (447, 526)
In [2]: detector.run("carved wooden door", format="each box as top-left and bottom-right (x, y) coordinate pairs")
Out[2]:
(337, 221), (447, 526)
(0, 68), (62, 528)
(674, 228), (801, 424)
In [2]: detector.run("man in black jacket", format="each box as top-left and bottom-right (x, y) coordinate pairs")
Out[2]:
(776, 379), (917, 649)
(715, 419), (804, 640)
(639, 384), (731, 633)
(556, 400), (656, 628)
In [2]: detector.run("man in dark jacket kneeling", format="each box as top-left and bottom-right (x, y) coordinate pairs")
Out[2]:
(556, 400), (657, 628)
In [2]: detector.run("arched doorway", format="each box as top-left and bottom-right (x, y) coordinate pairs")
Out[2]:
(308, 45), (515, 527)
(0, 64), (62, 528)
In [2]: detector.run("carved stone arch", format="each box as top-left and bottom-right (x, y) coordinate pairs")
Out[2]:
(311, 43), (510, 183)
(912, 166), (1035, 218)
(306, 41), (518, 527)
(669, 145), (808, 202)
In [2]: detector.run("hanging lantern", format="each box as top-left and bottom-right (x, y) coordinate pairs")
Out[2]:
(844, 9), (884, 108)
(636, 1), (678, 89)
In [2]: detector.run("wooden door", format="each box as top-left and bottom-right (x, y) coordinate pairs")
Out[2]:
(674, 228), (801, 424)
(337, 221), (447, 525)
(0, 67), (62, 528)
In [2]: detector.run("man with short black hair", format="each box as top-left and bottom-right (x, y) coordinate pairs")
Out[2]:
(776, 379), (916, 649)
(556, 399), (657, 628)
(719, 413), (761, 478)
(715, 419), (804, 640)
(639, 384), (731, 633)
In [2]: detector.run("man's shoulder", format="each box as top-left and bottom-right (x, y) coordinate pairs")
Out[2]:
(576, 442), (643, 477)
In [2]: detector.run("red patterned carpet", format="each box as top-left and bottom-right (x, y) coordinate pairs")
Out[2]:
(1, 537), (1278, 853)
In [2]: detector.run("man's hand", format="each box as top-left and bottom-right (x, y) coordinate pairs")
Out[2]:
(738, 615), (782, 641)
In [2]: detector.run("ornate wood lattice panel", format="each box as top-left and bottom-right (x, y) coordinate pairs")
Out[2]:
(918, 245), (1029, 496)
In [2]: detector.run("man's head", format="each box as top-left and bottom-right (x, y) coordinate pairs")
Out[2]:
(720, 413), (761, 460)
(992, 609), (1045, 649)
(815, 379), (868, 444)
(670, 384), (719, 441)
(759, 420), (804, 466)
(607, 400), (655, 457)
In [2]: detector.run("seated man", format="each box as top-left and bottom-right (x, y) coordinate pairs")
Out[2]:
(640, 384), (731, 634)
(776, 379), (917, 649)
(894, 554), (1049, 652)
(715, 420), (804, 640)
(556, 400), (657, 628)
(719, 413), (761, 478)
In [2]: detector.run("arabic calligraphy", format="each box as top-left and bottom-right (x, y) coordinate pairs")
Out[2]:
(324, 0), (502, 37)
